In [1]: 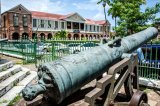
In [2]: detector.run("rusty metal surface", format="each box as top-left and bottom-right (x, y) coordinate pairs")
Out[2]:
(129, 91), (148, 106)
(22, 27), (158, 104)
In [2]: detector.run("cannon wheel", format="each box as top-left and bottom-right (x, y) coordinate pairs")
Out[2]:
(129, 91), (148, 106)
(124, 74), (134, 100)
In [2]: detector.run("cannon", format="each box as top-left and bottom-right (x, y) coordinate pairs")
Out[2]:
(22, 27), (158, 105)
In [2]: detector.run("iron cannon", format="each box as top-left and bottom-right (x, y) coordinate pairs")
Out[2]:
(22, 27), (158, 104)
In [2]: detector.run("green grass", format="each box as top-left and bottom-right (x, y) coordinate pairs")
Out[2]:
(8, 94), (21, 106)
(143, 88), (151, 93)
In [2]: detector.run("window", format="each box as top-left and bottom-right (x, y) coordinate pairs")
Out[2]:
(108, 25), (110, 32)
(33, 19), (37, 27)
(13, 14), (19, 26)
(41, 20), (44, 28)
(3, 16), (6, 27)
(61, 22), (65, 29)
(97, 26), (99, 32)
(23, 15), (27, 27)
(94, 26), (95, 31)
(48, 20), (51, 28)
(100, 26), (103, 32)
(73, 22), (79, 29)
(80, 23), (84, 30)
(55, 21), (58, 29)
(85, 25), (88, 31)
(67, 21), (71, 29)
(90, 25), (92, 31)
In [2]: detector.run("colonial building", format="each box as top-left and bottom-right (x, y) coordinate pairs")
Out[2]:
(1, 4), (111, 40)
(1, 5), (32, 39)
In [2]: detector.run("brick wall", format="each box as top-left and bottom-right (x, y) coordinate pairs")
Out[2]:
(1, 5), (32, 39)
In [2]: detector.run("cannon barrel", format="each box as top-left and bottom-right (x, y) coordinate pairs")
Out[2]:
(22, 27), (158, 103)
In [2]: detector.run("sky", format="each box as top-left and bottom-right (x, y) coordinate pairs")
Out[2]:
(1, 0), (160, 30)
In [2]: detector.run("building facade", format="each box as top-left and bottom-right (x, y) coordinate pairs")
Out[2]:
(1, 4), (111, 40)
(1, 5), (32, 39)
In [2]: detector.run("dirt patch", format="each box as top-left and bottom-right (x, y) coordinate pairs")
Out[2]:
(0, 55), (23, 64)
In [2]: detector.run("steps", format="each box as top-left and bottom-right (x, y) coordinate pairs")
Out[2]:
(0, 60), (37, 106)
(0, 60), (14, 72)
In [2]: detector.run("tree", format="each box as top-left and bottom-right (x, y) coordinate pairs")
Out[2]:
(98, 0), (160, 37)
(54, 30), (68, 38)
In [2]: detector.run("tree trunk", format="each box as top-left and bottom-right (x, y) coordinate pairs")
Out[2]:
(115, 17), (117, 36)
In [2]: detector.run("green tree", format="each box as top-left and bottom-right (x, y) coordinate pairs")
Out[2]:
(54, 30), (68, 38)
(98, 0), (160, 37)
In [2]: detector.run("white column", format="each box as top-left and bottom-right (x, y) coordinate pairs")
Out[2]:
(45, 20), (47, 29)
(51, 20), (53, 29)
(65, 22), (67, 30)
(88, 25), (89, 32)
(95, 25), (97, 32)
(92, 25), (94, 32)
(53, 21), (55, 30)
(38, 19), (40, 27)
(66, 22), (68, 30)
(71, 22), (73, 31)
(58, 21), (60, 30)
(91, 25), (92, 32)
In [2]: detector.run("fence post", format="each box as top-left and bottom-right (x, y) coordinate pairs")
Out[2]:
(0, 41), (2, 58)
(34, 36), (38, 67)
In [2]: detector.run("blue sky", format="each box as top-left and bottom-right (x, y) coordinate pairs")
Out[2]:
(1, 0), (160, 29)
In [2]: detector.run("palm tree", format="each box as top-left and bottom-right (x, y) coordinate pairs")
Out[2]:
(98, 0), (120, 35)
(102, 1), (107, 28)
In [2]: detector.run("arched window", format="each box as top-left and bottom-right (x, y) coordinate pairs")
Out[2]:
(22, 32), (29, 39)
(40, 33), (45, 40)
(12, 32), (20, 40)
(47, 33), (52, 39)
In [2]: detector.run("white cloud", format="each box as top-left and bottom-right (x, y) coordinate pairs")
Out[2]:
(89, 0), (99, 3)
(93, 12), (105, 20)
(72, 3), (99, 11)
(1, 0), (66, 14)
(72, 0), (110, 20)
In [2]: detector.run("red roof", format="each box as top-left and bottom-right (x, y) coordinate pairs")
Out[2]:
(86, 19), (96, 25)
(86, 19), (107, 25)
(59, 13), (75, 20)
(31, 11), (108, 25)
(31, 11), (64, 20)
(95, 20), (106, 25)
